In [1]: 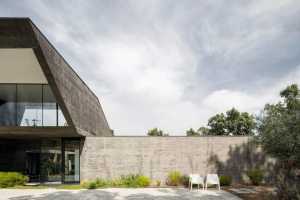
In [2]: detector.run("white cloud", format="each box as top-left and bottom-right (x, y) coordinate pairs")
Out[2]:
(2, 0), (300, 135)
(202, 65), (300, 117)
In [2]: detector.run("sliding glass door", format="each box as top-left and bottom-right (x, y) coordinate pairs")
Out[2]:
(62, 139), (80, 183)
(40, 139), (62, 182)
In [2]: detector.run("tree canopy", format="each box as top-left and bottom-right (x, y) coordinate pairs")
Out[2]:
(258, 84), (300, 199)
(205, 108), (256, 136)
(258, 84), (300, 165)
(186, 128), (200, 136)
(147, 128), (168, 136)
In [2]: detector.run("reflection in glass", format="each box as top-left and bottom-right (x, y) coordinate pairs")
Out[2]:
(64, 140), (80, 183)
(0, 85), (16, 126)
(40, 139), (62, 182)
(24, 139), (41, 182)
(0, 84), (68, 127)
(43, 85), (57, 126)
(58, 106), (68, 126)
(17, 85), (42, 126)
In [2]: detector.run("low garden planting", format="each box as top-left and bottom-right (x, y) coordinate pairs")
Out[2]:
(0, 170), (260, 190)
(0, 170), (279, 200)
(0, 172), (28, 188)
(82, 174), (151, 189)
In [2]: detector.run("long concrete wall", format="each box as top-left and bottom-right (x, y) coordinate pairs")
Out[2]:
(80, 136), (265, 183)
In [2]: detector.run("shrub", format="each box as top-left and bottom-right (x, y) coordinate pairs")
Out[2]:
(219, 175), (232, 186)
(83, 174), (151, 189)
(136, 175), (150, 187)
(0, 172), (28, 188)
(166, 171), (182, 186)
(181, 175), (190, 187)
(120, 174), (139, 187)
(87, 181), (97, 189)
(110, 179), (123, 187)
(95, 178), (108, 188)
(119, 174), (151, 187)
(246, 169), (264, 186)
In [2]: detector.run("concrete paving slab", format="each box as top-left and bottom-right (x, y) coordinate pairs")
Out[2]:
(0, 188), (241, 200)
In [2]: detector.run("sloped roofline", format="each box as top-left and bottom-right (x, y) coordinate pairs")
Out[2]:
(0, 17), (112, 136)
(28, 18), (101, 104)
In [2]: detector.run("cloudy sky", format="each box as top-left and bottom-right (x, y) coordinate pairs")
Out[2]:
(1, 0), (300, 135)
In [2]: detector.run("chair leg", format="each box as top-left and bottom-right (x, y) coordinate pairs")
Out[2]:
(218, 184), (220, 190)
(202, 184), (204, 190)
(205, 182), (207, 190)
(190, 183), (192, 191)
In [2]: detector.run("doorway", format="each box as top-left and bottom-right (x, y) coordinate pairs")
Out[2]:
(1, 138), (80, 183)
(26, 153), (40, 182)
(62, 139), (80, 183)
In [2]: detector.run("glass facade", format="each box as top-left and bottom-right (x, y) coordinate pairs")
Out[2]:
(63, 140), (80, 183)
(0, 138), (80, 183)
(0, 85), (16, 126)
(0, 84), (67, 127)
(17, 85), (43, 126)
(43, 85), (57, 126)
(40, 139), (62, 182)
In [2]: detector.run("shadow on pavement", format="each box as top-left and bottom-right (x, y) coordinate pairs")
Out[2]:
(8, 188), (241, 200)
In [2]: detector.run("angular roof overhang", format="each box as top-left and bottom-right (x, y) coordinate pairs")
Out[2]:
(0, 17), (112, 137)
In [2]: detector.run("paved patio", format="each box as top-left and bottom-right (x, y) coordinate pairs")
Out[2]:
(0, 188), (241, 200)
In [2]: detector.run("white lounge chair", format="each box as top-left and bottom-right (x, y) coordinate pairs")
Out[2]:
(205, 174), (220, 190)
(189, 174), (204, 191)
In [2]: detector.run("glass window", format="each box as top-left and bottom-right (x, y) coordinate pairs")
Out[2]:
(0, 85), (16, 126)
(43, 85), (57, 126)
(0, 84), (68, 127)
(63, 139), (80, 183)
(17, 85), (43, 127)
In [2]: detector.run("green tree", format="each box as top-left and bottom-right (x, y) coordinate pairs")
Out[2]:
(258, 84), (300, 164)
(207, 113), (227, 135)
(186, 128), (200, 136)
(147, 128), (168, 136)
(225, 108), (240, 135)
(198, 126), (209, 135)
(206, 108), (255, 135)
(225, 108), (256, 135)
(258, 84), (300, 199)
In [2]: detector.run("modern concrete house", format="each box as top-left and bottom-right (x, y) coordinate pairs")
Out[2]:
(0, 18), (112, 183)
(0, 17), (259, 184)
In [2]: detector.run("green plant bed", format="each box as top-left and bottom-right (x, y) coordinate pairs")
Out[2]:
(82, 174), (151, 189)
(0, 172), (28, 188)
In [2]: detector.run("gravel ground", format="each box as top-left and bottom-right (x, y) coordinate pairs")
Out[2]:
(0, 188), (241, 200)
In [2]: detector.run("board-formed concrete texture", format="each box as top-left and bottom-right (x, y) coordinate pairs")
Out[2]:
(81, 136), (256, 183)
(0, 18), (112, 137)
